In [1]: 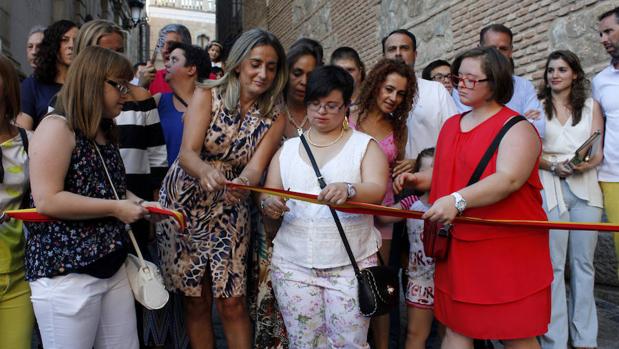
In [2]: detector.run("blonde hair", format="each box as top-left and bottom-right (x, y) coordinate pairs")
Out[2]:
(55, 46), (133, 139)
(200, 29), (287, 117)
(75, 19), (124, 55)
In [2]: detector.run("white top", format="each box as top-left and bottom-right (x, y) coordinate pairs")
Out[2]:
(593, 63), (619, 182)
(273, 130), (381, 269)
(405, 78), (457, 159)
(452, 75), (545, 137)
(539, 98), (603, 213)
(405, 199), (429, 243)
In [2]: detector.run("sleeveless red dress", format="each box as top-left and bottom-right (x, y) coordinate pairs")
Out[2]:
(430, 107), (552, 339)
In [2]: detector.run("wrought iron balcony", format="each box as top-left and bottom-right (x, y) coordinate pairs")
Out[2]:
(151, 0), (215, 12)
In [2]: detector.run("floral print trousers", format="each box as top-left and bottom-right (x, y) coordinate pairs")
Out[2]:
(270, 254), (376, 349)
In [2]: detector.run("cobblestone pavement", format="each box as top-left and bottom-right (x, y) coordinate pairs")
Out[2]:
(212, 284), (619, 349)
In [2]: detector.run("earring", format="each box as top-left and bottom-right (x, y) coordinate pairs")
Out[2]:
(342, 117), (350, 131)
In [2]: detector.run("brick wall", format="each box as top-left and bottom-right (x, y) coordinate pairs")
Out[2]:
(244, 0), (382, 65)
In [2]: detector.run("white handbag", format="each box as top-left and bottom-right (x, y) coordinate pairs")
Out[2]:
(123, 235), (169, 310)
(94, 142), (170, 310)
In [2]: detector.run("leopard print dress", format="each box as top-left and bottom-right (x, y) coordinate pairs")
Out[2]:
(158, 88), (280, 298)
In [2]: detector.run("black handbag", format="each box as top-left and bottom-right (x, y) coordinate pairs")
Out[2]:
(422, 114), (527, 260)
(299, 134), (398, 317)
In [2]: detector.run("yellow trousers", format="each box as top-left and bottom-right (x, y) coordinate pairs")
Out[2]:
(600, 182), (619, 275)
(0, 268), (34, 349)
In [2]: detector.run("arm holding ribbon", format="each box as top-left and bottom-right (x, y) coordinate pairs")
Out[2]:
(31, 116), (147, 224)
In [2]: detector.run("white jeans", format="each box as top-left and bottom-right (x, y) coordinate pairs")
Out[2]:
(30, 264), (139, 349)
(541, 181), (600, 348)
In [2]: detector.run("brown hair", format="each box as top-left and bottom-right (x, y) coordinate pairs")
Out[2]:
(357, 58), (417, 160)
(538, 50), (588, 126)
(451, 47), (514, 105)
(54, 46), (133, 140)
(0, 55), (21, 126)
(201, 28), (288, 118)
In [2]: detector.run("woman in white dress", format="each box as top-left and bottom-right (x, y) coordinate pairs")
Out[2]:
(260, 65), (389, 348)
(537, 50), (604, 349)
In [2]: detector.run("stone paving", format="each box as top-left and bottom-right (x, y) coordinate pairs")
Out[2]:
(212, 284), (619, 348)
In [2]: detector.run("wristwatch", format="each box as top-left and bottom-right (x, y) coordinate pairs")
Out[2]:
(549, 162), (557, 174)
(345, 182), (357, 199)
(451, 192), (466, 215)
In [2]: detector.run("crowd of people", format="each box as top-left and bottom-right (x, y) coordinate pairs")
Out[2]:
(0, 5), (618, 349)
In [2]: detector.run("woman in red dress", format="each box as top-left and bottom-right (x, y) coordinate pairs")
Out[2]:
(395, 47), (552, 348)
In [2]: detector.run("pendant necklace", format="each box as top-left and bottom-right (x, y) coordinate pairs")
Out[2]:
(286, 109), (308, 136)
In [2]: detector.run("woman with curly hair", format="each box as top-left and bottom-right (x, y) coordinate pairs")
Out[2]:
(19, 20), (78, 130)
(349, 57), (417, 349)
(537, 50), (604, 349)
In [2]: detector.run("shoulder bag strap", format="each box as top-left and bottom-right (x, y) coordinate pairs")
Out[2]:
(17, 127), (30, 209)
(92, 142), (148, 269)
(299, 134), (362, 276)
(466, 115), (526, 186)
(17, 127), (28, 154)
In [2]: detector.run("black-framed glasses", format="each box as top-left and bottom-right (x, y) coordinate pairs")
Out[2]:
(106, 80), (130, 95)
(307, 101), (345, 114)
(431, 73), (452, 82)
(451, 75), (489, 89)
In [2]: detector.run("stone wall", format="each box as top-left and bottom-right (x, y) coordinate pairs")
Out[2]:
(242, 0), (619, 286)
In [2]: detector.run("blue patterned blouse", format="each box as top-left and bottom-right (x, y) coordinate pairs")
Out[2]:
(25, 130), (128, 281)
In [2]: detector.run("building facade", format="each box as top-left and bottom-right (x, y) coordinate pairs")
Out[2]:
(241, 0), (619, 286)
(147, 0), (216, 68)
(1, 0), (146, 76)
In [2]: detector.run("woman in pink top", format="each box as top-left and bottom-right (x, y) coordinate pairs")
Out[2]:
(349, 58), (417, 349)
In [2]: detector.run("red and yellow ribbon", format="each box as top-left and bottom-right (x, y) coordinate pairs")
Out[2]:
(5, 183), (617, 233)
(227, 182), (619, 232)
(3, 207), (186, 231)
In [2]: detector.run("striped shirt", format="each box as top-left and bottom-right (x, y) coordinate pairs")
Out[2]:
(116, 97), (168, 199)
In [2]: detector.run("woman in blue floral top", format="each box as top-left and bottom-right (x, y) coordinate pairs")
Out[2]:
(25, 46), (155, 349)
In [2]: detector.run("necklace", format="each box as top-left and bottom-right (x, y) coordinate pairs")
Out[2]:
(286, 109), (308, 136)
(173, 92), (188, 108)
(306, 127), (345, 148)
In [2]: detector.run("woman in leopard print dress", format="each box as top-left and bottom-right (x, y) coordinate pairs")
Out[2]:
(157, 29), (288, 348)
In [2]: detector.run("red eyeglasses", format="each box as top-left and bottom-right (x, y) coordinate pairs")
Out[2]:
(451, 75), (489, 89)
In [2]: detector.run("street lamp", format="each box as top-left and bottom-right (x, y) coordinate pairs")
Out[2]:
(127, 0), (146, 28)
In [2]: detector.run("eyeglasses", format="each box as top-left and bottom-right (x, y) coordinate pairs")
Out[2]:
(307, 101), (345, 114)
(106, 80), (130, 95)
(451, 75), (489, 89)
(431, 73), (452, 82)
